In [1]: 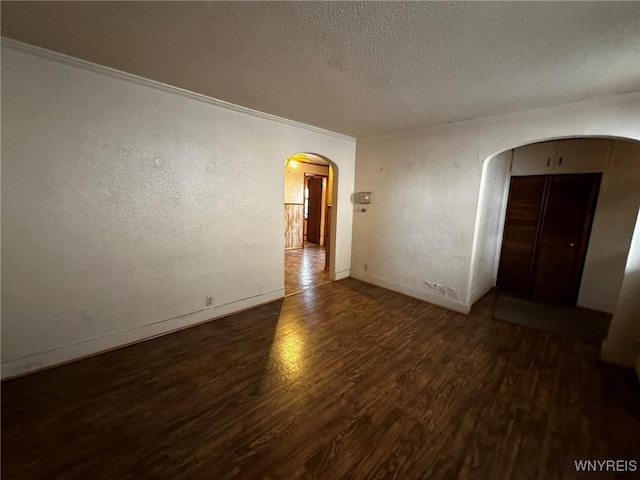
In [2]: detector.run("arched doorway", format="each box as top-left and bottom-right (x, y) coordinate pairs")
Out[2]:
(283, 153), (337, 295)
(470, 136), (640, 346)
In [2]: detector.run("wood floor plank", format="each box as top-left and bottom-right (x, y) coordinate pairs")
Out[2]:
(3, 278), (640, 479)
(285, 243), (330, 296)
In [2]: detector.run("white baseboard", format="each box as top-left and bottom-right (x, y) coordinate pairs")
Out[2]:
(469, 283), (494, 306)
(600, 340), (637, 368)
(1, 288), (284, 380)
(350, 268), (470, 314)
(333, 269), (351, 281)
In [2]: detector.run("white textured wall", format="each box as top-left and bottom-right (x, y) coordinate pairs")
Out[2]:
(1, 46), (355, 378)
(602, 206), (640, 369)
(578, 140), (640, 312)
(352, 92), (640, 314)
(468, 150), (512, 304)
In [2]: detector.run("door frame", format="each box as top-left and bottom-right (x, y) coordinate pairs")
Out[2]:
(304, 172), (329, 246)
(283, 152), (342, 282)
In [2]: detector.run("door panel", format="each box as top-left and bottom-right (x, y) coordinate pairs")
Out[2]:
(531, 174), (601, 303)
(497, 176), (547, 295)
(497, 173), (601, 304)
(307, 177), (323, 244)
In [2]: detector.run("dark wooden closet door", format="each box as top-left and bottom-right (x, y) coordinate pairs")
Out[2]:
(496, 176), (547, 295)
(306, 177), (323, 244)
(531, 174), (601, 303)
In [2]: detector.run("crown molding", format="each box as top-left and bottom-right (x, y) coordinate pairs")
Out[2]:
(1, 37), (355, 143)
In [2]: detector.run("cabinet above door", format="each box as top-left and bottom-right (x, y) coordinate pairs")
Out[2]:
(554, 139), (611, 173)
(511, 138), (612, 176)
(511, 141), (556, 176)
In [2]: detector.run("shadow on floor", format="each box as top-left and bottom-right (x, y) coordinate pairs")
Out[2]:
(493, 292), (611, 345)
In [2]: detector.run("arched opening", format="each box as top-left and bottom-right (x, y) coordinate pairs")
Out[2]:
(470, 136), (640, 346)
(283, 153), (338, 295)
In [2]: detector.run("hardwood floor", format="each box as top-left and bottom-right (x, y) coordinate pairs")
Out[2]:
(284, 242), (330, 295)
(2, 279), (639, 480)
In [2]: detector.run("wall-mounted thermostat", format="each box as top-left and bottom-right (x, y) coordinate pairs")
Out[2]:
(355, 192), (372, 212)
(355, 192), (372, 204)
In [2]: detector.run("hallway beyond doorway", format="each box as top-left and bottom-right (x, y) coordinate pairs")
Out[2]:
(285, 243), (330, 295)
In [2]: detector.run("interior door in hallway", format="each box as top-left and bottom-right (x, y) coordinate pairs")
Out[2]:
(531, 174), (601, 303)
(497, 173), (601, 304)
(496, 176), (547, 296)
(307, 176), (323, 244)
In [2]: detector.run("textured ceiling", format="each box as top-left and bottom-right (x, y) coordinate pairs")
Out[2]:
(2, 1), (639, 138)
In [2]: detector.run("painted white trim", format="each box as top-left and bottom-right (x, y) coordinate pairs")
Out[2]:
(492, 150), (513, 281)
(467, 172), (488, 304)
(350, 269), (471, 314)
(1, 288), (284, 380)
(467, 149), (512, 305)
(469, 283), (493, 306)
(600, 340), (637, 368)
(1, 37), (355, 143)
(333, 269), (351, 281)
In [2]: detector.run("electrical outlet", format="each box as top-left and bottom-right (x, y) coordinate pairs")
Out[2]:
(206, 295), (213, 307)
